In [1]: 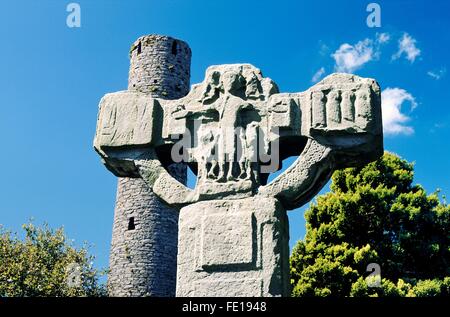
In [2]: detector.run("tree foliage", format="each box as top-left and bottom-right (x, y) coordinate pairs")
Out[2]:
(0, 223), (105, 297)
(290, 152), (450, 297)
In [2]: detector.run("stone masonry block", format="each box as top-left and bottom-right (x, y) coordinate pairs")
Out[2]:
(176, 197), (290, 297)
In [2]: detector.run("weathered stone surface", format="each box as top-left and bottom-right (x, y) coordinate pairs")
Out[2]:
(176, 197), (290, 297)
(95, 51), (383, 297)
(95, 92), (160, 149)
(108, 176), (180, 297)
(95, 64), (382, 208)
(106, 35), (190, 297)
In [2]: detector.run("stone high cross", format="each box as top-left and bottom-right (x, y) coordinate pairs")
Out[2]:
(94, 36), (383, 297)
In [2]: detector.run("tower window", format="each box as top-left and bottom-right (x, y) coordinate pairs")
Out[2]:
(171, 40), (178, 55)
(137, 42), (142, 55)
(128, 217), (135, 230)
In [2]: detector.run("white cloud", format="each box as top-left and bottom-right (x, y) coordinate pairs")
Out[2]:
(311, 67), (325, 82)
(332, 39), (375, 73)
(430, 122), (446, 133)
(376, 32), (390, 44)
(427, 67), (446, 80)
(392, 33), (421, 63)
(319, 42), (329, 56)
(381, 88), (417, 136)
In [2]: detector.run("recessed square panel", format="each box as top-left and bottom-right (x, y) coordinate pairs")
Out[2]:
(201, 212), (255, 268)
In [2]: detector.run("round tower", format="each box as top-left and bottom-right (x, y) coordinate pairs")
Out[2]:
(108, 35), (191, 297)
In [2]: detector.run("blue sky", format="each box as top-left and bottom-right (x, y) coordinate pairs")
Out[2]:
(1, 0), (449, 274)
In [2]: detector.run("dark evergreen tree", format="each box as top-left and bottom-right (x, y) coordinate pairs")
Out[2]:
(290, 152), (450, 297)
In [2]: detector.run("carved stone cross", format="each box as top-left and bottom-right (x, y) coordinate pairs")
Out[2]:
(95, 63), (383, 296)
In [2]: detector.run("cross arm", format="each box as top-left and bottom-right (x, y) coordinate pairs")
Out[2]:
(93, 91), (165, 177)
(259, 73), (383, 210)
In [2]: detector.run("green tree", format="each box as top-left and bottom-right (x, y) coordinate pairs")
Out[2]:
(0, 223), (106, 297)
(290, 152), (450, 297)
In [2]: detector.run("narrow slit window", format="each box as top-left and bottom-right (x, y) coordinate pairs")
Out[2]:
(171, 40), (178, 55)
(128, 217), (135, 230)
(137, 42), (142, 55)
